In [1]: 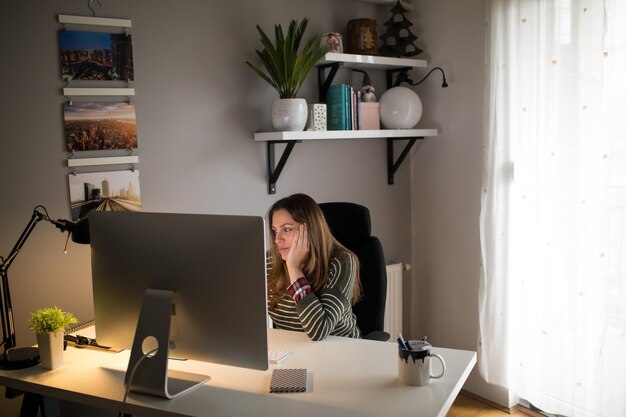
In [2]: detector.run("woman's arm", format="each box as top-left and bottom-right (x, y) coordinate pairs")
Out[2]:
(291, 251), (359, 340)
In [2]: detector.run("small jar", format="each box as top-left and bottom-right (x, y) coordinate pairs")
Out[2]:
(347, 18), (378, 55)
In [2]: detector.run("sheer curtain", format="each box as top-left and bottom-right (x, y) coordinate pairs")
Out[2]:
(479, 1), (626, 416)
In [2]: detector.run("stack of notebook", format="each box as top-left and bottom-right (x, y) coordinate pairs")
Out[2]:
(269, 368), (307, 393)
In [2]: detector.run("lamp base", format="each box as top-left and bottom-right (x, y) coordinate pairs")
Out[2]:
(0, 347), (40, 370)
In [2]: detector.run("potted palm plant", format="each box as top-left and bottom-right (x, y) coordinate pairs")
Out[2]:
(28, 306), (77, 369)
(246, 18), (328, 131)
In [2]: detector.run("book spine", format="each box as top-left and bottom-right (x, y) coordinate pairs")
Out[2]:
(327, 83), (349, 130)
(345, 84), (351, 130)
(356, 91), (362, 130)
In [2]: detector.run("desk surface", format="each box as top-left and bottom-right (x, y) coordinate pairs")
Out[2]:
(0, 329), (476, 417)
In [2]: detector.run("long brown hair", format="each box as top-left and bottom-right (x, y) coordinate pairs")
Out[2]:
(267, 193), (361, 309)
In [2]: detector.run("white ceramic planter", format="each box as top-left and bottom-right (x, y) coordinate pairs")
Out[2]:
(271, 98), (308, 131)
(36, 332), (64, 369)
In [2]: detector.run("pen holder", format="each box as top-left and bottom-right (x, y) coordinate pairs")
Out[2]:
(398, 340), (446, 386)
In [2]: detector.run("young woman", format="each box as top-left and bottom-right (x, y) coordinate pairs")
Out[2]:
(267, 193), (362, 340)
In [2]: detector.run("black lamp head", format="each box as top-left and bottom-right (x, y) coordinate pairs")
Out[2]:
(70, 216), (90, 244)
(47, 215), (90, 244)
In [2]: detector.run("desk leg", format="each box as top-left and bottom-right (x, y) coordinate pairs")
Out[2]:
(19, 392), (61, 417)
(42, 396), (61, 417)
(19, 392), (41, 417)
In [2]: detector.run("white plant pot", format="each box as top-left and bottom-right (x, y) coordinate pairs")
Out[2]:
(36, 332), (65, 370)
(271, 98), (308, 131)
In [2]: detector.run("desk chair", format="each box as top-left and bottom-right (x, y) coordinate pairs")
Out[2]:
(319, 202), (390, 342)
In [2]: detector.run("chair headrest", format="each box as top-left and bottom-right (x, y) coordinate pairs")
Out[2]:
(319, 202), (372, 245)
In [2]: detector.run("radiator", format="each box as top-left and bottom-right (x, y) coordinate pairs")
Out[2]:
(384, 262), (405, 339)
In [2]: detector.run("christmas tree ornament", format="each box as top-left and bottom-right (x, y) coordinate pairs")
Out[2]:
(379, 0), (423, 57)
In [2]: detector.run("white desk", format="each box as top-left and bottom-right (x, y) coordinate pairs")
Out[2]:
(0, 329), (476, 417)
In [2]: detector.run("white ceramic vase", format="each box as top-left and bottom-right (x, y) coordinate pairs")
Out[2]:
(36, 332), (65, 369)
(271, 98), (308, 131)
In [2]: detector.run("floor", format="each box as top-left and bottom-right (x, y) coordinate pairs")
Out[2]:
(447, 393), (529, 417)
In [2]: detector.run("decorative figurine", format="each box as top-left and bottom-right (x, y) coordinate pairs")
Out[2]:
(320, 32), (343, 53)
(353, 69), (376, 102)
(379, 0), (423, 57)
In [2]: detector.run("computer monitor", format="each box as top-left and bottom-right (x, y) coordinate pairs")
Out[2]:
(89, 211), (268, 399)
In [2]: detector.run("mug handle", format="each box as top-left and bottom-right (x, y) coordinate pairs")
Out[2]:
(430, 353), (446, 379)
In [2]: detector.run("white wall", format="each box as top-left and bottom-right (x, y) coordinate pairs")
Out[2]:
(408, 0), (512, 407)
(0, 0), (411, 345)
(0, 0), (415, 414)
(0, 0), (512, 412)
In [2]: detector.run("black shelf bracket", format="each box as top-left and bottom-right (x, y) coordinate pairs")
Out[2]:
(267, 140), (299, 194)
(317, 62), (342, 102)
(387, 137), (424, 184)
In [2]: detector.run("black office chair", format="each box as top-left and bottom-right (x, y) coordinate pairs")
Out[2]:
(319, 202), (390, 342)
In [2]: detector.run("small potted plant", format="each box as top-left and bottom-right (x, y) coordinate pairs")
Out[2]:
(28, 306), (77, 369)
(246, 18), (328, 131)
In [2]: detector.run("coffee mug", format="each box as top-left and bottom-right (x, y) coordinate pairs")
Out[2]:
(398, 339), (446, 386)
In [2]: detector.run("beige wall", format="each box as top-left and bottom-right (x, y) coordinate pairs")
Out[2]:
(408, 0), (512, 407)
(0, 0), (414, 413)
(0, 0), (512, 413)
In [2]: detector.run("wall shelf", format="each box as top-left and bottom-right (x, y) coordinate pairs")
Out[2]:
(353, 0), (413, 10)
(319, 52), (426, 70)
(317, 52), (427, 102)
(255, 129), (438, 194)
(255, 53), (437, 194)
(254, 129), (436, 142)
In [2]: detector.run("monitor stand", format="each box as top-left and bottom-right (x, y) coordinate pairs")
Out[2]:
(125, 288), (211, 399)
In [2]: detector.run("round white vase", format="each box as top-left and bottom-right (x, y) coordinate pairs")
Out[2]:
(271, 98), (308, 131)
(36, 332), (65, 369)
(379, 86), (423, 129)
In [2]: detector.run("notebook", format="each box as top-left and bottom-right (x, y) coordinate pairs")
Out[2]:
(269, 368), (307, 393)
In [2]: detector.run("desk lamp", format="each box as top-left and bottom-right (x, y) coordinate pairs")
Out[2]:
(0, 205), (88, 370)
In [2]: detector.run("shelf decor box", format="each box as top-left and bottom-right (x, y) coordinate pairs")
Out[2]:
(360, 102), (380, 130)
(307, 103), (327, 131)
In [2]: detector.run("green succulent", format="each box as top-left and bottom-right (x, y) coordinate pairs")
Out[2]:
(28, 306), (78, 335)
(246, 18), (329, 99)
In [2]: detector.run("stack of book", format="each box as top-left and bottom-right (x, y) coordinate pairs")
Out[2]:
(326, 83), (362, 131)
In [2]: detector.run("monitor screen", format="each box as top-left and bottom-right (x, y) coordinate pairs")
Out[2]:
(89, 211), (268, 397)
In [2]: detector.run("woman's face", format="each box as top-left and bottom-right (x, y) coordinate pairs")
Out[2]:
(271, 209), (301, 261)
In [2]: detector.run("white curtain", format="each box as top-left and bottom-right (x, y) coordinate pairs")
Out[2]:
(479, 1), (626, 416)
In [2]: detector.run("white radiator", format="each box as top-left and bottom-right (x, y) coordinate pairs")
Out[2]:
(384, 262), (405, 339)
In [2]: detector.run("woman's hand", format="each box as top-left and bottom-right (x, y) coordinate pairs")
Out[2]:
(286, 224), (309, 283)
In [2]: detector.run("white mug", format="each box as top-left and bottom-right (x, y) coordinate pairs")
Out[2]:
(398, 339), (446, 386)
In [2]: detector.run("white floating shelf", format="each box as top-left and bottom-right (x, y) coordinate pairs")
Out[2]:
(319, 52), (427, 70)
(63, 88), (135, 96)
(58, 14), (132, 28)
(67, 155), (138, 167)
(353, 0), (413, 10)
(254, 129), (438, 142)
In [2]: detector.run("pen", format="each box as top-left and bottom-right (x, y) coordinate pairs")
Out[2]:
(397, 334), (410, 350)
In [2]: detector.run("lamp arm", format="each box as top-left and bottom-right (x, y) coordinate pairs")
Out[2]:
(0, 206), (49, 353)
(412, 67), (448, 87)
(1, 207), (47, 273)
(394, 67), (449, 88)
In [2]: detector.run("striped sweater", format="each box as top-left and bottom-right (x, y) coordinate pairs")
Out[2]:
(268, 250), (361, 340)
